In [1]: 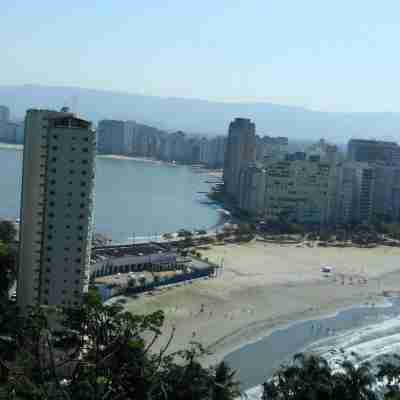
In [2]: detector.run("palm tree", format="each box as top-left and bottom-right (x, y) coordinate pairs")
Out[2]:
(212, 361), (240, 400)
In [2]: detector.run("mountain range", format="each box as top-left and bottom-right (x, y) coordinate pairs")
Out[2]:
(1, 84), (400, 143)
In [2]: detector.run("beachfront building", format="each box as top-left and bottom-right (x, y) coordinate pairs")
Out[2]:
(17, 109), (96, 310)
(97, 119), (128, 155)
(256, 135), (288, 162)
(306, 139), (340, 164)
(0, 105), (10, 122)
(372, 165), (400, 221)
(347, 139), (400, 166)
(263, 158), (337, 225)
(223, 118), (256, 200)
(335, 162), (375, 224)
(238, 163), (266, 215)
(335, 162), (400, 224)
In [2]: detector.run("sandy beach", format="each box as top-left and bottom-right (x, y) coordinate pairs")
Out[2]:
(115, 241), (400, 365)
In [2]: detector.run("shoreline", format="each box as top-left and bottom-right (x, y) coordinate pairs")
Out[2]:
(0, 143), (223, 178)
(118, 241), (400, 367)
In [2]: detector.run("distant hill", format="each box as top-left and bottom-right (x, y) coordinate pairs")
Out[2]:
(1, 84), (400, 143)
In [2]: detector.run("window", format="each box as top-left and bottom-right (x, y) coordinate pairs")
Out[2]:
(65, 235), (71, 240)
(52, 146), (58, 151)
(79, 214), (84, 219)
(46, 268), (51, 273)
(81, 170), (87, 175)
(48, 224), (54, 230)
(77, 225), (83, 231)
(75, 258), (81, 263)
(51, 157), (57, 162)
(71, 147), (76, 151)
(53, 135), (58, 139)
(80, 192), (85, 197)
(48, 212), (54, 218)
(47, 234), (52, 240)
(50, 179), (56, 185)
(78, 235), (83, 240)
(69, 181), (73, 184)
(51, 168), (56, 173)
(47, 257), (51, 262)
(77, 247), (82, 252)
(81, 182), (86, 187)
(69, 170), (75, 174)
(49, 190), (55, 195)
(66, 225), (71, 229)
(84, 137), (89, 142)
(64, 257), (69, 262)
(80, 203), (85, 208)
(67, 192), (73, 196)
(47, 246), (52, 251)
(75, 269), (81, 274)
(82, 148), (89, 153)
(67, 202), (72, 207)
(82, 160), (88, 164)
(72, 136), (76, 140)
(49, 201), (55, 207)
(75, 280), (80, 284)
(64, 247), (70, 251)
(70, 159), (75, 163)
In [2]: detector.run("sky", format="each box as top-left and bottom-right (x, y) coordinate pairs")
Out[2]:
(1, 0), (400, 112)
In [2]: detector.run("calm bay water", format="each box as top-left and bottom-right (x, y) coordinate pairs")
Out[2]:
(0, 147), (222, 242)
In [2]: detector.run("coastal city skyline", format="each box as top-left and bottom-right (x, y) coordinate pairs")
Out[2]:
(5, 2), (400, 399)
(4, 101), (400, 398)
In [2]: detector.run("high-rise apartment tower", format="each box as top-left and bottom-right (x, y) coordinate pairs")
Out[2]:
(223, 118), (256, 200)
(17, 109), (96, 310)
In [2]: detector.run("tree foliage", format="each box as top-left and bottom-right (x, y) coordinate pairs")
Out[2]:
(263, 353), (378, 400)
(0, 221), (17, 244)
(0, 290), (240, 400)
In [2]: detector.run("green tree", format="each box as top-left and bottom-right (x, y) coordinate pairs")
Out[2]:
(2, 291), (241, 400)
(0, 220), (17, 244)
(263, 354), (378, 400)
(212, 361), (240, 400)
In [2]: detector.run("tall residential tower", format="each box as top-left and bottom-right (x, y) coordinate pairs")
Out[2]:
(223, 118), (256, 200)
(17, 109), (96, 310)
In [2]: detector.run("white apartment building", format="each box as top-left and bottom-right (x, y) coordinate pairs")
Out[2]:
(264, 159), (336, 225)
(17, 109), (96, 311)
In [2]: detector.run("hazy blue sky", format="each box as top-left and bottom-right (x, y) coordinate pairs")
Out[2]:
(1, 1), (400, 112)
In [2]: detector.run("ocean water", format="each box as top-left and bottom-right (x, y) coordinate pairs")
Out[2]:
(0, 147), (222, 242)
(228, 298), (400, 399)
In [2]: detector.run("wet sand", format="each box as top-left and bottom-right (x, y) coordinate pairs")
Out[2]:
(116, 241), (400, 365)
